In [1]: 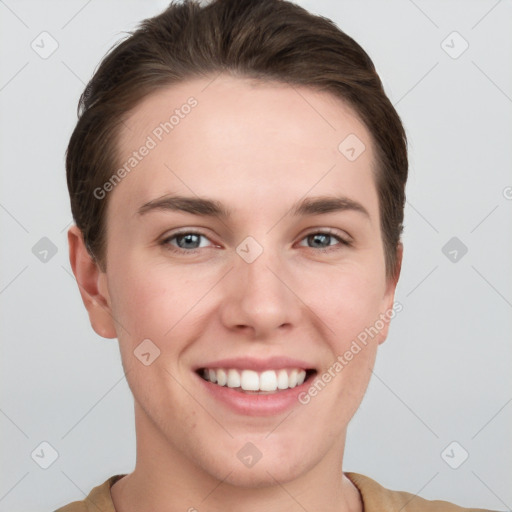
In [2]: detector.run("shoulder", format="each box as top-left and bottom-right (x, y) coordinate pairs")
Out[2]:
(53, 474), (126, 512)
(345, 472), (498, 512)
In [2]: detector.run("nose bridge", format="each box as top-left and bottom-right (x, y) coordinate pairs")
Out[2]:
(242, 246), (282, 295)
(223, 236), (300, 335)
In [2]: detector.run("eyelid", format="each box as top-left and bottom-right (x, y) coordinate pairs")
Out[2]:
(159, 226), (352, 254)
(298, 227), (352, 245)
(160, 229), (217, 249)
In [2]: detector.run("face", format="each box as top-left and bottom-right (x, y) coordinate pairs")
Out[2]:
(74, 75), (400, 487)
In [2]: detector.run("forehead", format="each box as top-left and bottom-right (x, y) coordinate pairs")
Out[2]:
(112, 75), (378, 221)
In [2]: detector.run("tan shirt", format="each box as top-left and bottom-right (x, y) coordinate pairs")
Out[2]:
(54, 472), (497, 511)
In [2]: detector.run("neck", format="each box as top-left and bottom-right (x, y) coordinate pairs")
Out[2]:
(111, 402), (363, 512)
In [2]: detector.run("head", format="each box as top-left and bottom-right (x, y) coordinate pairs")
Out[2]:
(67, 0), (407, 489)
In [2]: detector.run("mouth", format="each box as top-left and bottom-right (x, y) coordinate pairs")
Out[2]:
(196, 367), (317, 394)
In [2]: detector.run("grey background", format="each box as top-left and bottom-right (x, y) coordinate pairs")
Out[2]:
(1, 0), (511, 510)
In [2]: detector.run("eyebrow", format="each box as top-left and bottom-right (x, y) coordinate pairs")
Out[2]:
(137, 194), (369, 219)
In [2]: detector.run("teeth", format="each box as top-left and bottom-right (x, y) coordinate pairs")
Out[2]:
(227, 369), (240, 388)
(259, 370), (277, 391)
(277, 369), (288, 390)
(201, 368), (308, 392)
(216, 368), (227, 386)
(241, 370), (259, 391)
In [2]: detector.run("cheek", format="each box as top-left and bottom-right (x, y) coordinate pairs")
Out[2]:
(300, 269), (384, 424)
(107, 256), (223, 356)
(305, 268), (388, 411)
(306, 263), (388, 339)
(107, 259), (184, 343)
(106, 262), (198, 404)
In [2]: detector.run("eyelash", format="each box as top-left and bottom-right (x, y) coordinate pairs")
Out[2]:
(159, 229), (351, 255)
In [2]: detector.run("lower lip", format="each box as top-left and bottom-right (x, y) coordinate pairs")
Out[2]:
(196, 373), (314, 417)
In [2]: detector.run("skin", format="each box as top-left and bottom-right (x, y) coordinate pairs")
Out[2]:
(69, 75), (402, 512)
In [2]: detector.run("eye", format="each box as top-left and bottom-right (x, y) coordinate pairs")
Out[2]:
(161, 231), (214, 253)
(160, 229), (350, 255)
(298, 231), (350, 251)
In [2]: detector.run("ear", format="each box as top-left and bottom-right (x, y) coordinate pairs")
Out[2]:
(388, 242), (403, 297)
(378, 242), (403, 345)
(68, 225), (117, 339)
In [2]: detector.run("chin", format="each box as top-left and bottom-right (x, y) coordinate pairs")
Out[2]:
(215, 458), (307, 489)
(196, 436), (318, 489)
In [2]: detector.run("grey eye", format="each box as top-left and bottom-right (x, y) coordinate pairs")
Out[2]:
(305, 233), (337, 248)
(175, 233), (203, 249)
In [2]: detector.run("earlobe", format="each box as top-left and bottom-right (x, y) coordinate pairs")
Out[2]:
(68, 225), (117, 339)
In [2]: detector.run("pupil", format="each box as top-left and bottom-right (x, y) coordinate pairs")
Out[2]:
(178, 234), (200, 249)
(309, 233), (330, 248)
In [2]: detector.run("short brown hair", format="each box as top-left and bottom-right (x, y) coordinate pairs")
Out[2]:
(66, 0), (408, 277)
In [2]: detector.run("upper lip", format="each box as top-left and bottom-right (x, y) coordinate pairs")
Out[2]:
(195, 356), (316, 372)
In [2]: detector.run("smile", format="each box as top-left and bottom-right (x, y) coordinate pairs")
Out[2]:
(198, 368), (316, 393)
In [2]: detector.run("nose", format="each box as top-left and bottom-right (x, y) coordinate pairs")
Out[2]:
(219, 246), (302, 339)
